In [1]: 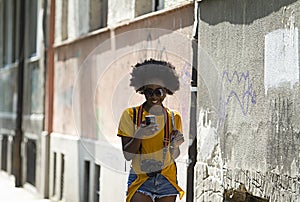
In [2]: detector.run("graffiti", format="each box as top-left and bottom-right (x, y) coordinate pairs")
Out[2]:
(218, 70), (257, 123)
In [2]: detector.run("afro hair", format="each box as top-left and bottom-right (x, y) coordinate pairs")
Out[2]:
(130, 59), (180, 95)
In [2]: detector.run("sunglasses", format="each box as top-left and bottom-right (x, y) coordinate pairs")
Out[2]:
(143, 88), (166, 97)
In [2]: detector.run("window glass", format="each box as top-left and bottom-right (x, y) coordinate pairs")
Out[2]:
(89, 0), (108, 31)
(27, 0), (38, 57)
(61, 0), (68, 40)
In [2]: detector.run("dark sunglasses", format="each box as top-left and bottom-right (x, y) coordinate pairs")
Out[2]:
(143, 88), (166, 97)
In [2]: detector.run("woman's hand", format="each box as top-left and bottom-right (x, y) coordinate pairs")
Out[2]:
(134, 122), (159, 139)
(170, 130), (184, 147)
(170, 130), (184, 159)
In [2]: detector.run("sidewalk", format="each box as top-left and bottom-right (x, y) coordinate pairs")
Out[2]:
(0, 171), (50, 202)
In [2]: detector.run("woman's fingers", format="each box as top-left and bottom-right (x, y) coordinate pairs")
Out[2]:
(138, 124), (159, 137)
(171, 131), (184, 146)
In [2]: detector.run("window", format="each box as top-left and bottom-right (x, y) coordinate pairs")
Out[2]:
(26, 139), (37, 185)
(89, 0), (108, 31)
(0, 0), (18, 67)
(25, 0), (38, 58)
(2, 0), (7, 66)
(153, 0), (164, 11)
(60, 154), (65, 200)
(84, 160), (90, 201)
(12, 0), (18, 63)
(94, 164), (101, 202)
(1, 135), (8, 171)
(52, 152), (57, 197)
(51, 152), (65, 199)
(61, 0), (68, 40)
(135, 0), (164, 17)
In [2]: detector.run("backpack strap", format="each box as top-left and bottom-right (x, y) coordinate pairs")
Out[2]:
(132, 105), (143, 126)
(163, 108), (170, 147)
(132, 107), (136, 125)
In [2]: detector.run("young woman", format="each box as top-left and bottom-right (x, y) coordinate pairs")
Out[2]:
(118, 59), (185, 202)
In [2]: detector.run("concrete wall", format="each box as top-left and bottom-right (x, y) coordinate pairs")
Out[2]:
(195, 0), (300, 201)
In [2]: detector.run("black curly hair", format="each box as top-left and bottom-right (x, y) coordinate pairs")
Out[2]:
(130, 59), (180, 95)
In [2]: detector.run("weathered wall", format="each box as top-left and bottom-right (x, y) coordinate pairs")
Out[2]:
(53, 2), (194, 137)
(52, 3), (194, 201)
(54, 0), (194, 43)
(196, 0), (300, 201)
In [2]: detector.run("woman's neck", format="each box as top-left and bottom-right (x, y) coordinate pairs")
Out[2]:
(143, 102), (164, 115)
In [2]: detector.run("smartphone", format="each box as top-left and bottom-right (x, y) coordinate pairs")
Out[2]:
(145, 115), (156, 125)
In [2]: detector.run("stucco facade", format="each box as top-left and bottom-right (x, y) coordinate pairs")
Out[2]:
(51, 2), (194, 201)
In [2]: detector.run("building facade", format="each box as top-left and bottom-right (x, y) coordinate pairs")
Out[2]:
(49, 0), (195, 202)
(0, 0), (196, 201)
(2, 0), (300, 202)
(0, 0), (48, 197)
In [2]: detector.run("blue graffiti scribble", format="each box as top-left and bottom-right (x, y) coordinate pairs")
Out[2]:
(218, 70), (256, 123)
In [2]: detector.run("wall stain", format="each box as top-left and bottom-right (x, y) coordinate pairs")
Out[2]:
(268, 95), (300, 174)
(137, 33), (168, 61)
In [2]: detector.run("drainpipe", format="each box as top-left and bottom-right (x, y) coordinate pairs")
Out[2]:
(45, 0), (55, 132)
(43, 0), (55, 197)
(13, 0), (25, 187)
(186, 1), (199, 201)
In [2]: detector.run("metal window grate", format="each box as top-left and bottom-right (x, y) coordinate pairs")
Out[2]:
(26, 139), (36, 186)
(94, 164), (101, 202)
(60, 154), (65, 200)
(84, 160), (90, 202)
(52, 152), (57, 197)
(1, 135), (8, 171)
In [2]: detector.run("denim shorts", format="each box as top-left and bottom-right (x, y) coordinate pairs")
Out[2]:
(127, 169), (179, 202)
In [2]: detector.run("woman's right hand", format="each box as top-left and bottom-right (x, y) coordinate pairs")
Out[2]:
(134, 122), (159, 139)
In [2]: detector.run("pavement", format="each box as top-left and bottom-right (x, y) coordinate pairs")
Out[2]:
(0, 171), (50, 202)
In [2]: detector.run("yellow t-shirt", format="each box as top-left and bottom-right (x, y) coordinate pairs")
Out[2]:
(118, 106), (185, 202)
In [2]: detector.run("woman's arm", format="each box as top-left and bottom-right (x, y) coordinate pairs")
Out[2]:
(121, 136), (142, 161)
(120, 123), (158, 161)
(170, 145), (180, 159)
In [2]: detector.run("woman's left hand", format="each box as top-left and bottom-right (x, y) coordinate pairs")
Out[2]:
(170, 130), (184, 147)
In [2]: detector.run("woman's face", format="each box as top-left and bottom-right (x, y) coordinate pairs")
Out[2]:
(143, 84), (166, 106)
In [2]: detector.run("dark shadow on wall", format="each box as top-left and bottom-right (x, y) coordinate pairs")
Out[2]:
(199, 0), (297, 25)
(224, 184), (269, 202)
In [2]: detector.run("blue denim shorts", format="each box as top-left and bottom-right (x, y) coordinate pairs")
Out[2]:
(127, 169), (179, 202)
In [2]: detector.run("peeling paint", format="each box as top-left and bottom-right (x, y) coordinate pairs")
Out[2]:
(264, 27), (299, 94)
(197, 109), (219, 164)
(195, 109), (224, 201)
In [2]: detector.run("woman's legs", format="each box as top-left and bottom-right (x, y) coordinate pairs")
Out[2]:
(131, 192), (153, 202)
(131, 193), (177, 202)
(156, 195), (176, 202)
